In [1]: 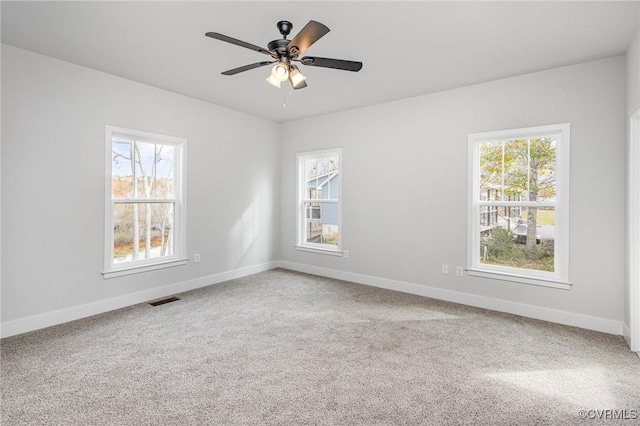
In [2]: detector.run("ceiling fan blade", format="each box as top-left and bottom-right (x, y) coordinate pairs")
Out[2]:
(300, 56), (363, 72)
(221, 61), (274, 76)
(286, 20), (330, 56)
(205, 32), (271, 56)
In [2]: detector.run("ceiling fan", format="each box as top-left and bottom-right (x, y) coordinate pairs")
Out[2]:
(205, 20), (363, 89)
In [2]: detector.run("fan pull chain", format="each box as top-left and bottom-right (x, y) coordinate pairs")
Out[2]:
(283, 88), (294, 108)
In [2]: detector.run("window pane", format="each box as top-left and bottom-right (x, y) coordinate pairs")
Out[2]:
(306, 203), (322, 219)
(113, 203), (175, 263)
(112, 139), (133, 199)
(303, 201), (339, 246)
(479, 141), (505, 201)
(528, 137), (556, 202)
(479, 138), (557, 203)
(305, 156), (339, 200)
(502, 139), (529, 201)
(134, 141), (175, 199)
(479, 206), (555, 272)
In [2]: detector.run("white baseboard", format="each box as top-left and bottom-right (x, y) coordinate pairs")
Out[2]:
(623, 323), (640, 353)
(623, 323), (631, 347)
(277, 261), (623, 335)
(1, 261), (278, 338)
(2, 260), (624, 339)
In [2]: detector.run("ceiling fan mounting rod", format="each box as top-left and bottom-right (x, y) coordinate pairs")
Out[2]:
(277, 21), (292, 39)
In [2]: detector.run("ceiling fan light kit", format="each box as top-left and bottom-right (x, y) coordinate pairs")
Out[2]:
(205, 20), (362, 90)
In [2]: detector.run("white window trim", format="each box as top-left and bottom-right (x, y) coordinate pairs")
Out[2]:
(296, 148), (343, 255)
(103, 126), (187, 279)
(467, 123), (571, 288)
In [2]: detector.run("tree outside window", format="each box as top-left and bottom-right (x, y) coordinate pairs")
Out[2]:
(468, 123), (570, 285)
(479, 137), (556, 271)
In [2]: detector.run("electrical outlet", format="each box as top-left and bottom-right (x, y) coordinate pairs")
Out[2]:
(194, 253), (201, 263)
(456, 266), (464, 277)
(343, 250), (349, 258)
(441, 264), (449, 274)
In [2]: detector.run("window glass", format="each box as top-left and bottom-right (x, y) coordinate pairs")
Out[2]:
(478, 207), (555, 273)
(298, 150), (341, 252)
(113, 203), (175, 264)
(134, 141), (175, 199)
(112, 139), (133, 199)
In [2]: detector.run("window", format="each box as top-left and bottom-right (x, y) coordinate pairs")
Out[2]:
(297, 149), (342, 255)
(104, 126), (186, 278)
(467, 123), (570, 288)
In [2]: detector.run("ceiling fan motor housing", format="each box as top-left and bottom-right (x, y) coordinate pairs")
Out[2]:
(267, 39), (292, 60)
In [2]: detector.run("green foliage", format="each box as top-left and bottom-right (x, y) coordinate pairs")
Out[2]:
(481, 228), (555, 272)
(479, 138), (556, 201)
(484, 245), (554, 272)
(486, 227), (515, 257)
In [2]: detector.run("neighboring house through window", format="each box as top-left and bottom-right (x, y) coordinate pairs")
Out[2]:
(297, 149), (342, 255)
(467, 123), (570, 288)
(104, 126), (187, 278)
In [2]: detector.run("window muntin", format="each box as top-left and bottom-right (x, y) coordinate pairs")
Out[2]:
(468, 124), (569, 285)
(105, 127), (186, 277)
(297, 150), (341, 252)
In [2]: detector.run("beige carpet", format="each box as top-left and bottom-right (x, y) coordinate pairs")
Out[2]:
(2, 268), (639, 425)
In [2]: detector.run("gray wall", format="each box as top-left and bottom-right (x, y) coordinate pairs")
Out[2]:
(1, 45), (281, 323)
(630, 14), (640, 117)
(625, 17), (640, 344)
(1, 45), (631, 333)
(281, 56), (627, 323)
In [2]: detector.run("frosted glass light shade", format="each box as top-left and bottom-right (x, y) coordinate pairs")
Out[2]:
(271, 63), (289, 82)
(266, 74), (281, 88)
(289, 67), (307, 89)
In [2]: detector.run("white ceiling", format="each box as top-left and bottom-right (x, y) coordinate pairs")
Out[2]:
(2, 1), (639, 122)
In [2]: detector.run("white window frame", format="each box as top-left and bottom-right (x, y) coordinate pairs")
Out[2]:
(296, 149), (343, 256)
(467, 123), (571, 289)
(628, 109), (640, 352)
(103, 126), (187, 279)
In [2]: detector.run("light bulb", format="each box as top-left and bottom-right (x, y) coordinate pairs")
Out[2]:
(271, 63), (289, 82)
(266, 74), (281, 88)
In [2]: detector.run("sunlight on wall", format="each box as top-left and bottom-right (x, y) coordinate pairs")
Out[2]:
(242, 196), (261, 254)
(230, 195), (262, 259)
(486, 367), (617, 408)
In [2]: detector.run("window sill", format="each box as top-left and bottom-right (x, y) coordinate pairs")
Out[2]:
(295, 245), (344, 257)
(103, 258), (188, 279)
(466, 268), (572, 290)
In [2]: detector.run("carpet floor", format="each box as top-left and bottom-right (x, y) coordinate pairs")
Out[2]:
(2, 268), (639, 425)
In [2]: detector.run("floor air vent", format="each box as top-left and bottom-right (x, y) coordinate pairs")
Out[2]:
(149, 297), (180, 306)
